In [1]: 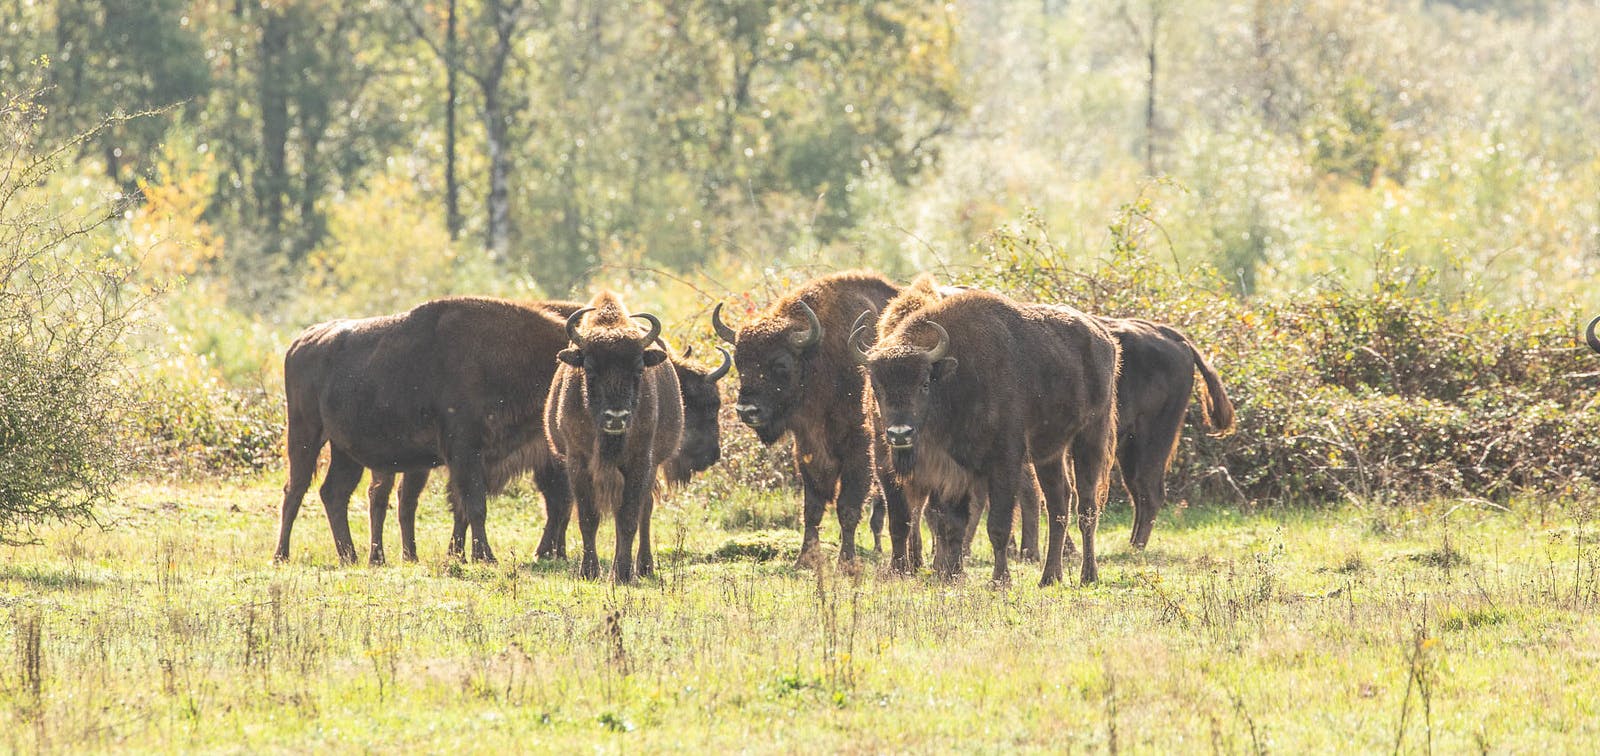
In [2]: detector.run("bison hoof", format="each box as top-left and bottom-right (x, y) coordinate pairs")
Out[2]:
(1080, 564), (1099, 584)
(793, 545), (824, 571)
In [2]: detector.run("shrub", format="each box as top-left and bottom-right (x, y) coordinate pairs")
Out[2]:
(0, 90), (146, 542)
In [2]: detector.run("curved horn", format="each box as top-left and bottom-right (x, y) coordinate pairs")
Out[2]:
(680, 343), (694, 360)
(632, 313), (662, 347)
(922, 322), (950, 363)
(1587, 315), (1600, 355)
(790, 300), (823, 350)
(850, 309), (877, 347)
(708, 346), (732, 382)
(850, 325), (873, 366)
(711, 302), (738, 344)
(565, 307), (595, 348)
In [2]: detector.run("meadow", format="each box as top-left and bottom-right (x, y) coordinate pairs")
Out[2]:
(3, 471), (1597, 752)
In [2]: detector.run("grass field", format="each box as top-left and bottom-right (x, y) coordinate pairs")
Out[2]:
(2, 473), (1598, 752)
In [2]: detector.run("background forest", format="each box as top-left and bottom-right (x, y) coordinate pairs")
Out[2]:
(4, 0), (1600, 520)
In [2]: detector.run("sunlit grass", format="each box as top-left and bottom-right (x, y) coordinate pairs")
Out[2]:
(2, 474), (1597, 751)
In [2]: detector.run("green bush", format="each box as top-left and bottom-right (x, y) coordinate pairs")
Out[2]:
(124, 355), (284, 476)
(0, 90), (144, 542)
(966, 209), (1599, 507)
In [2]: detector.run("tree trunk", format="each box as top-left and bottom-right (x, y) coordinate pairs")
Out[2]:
(483, 85), (510, 259)
(256, 7), (290, 252)
(445, 0), (461, 240)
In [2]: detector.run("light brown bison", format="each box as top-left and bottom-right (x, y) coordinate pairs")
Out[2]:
(713, 271), (903, 566)
(855, 289), (1120, 585)
(546, 293), (683, 583)
(275, 297), (573, 564)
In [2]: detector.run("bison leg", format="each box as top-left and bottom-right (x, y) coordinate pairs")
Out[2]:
(447, 489), (468, 560)
(534, 456), (573, 561)
(635, 481), (656, 579)
(366, 472), (396, 565)
(274, 416), (322, 564)
(882, 476), (916, 574)
(448, 448), (495, 564)
(1073, 427), (1116, 585)
(319, 448), (365, 565)
(570, 467), (602, 580)
(1035, 457), (1072, 587)
(397, 469), (429, 562)
(925, 492), (970, 579)
(868, 491), (886, 554)
(1125, 407), (1184, 551)
(986, 472), (1020, 586)
(612, 471), (650, 585)
(794, 464), (834, 570)
(960, 491), (985, 559)
(835, 455), (872, 564)
(1019, 464), (1042, 562)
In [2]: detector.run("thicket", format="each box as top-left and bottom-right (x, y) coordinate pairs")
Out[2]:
(0, 90), (144, 542)
(962, 204), (1600, 507)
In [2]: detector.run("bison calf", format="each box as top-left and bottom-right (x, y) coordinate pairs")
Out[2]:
(546, 294), (683, 584)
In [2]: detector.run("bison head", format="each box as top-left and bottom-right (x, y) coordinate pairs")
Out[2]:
(712, 299), (822, 446)
(854, 319), (955, 470)
(663, 344), (732, 485)
(559, 307), (668, 436)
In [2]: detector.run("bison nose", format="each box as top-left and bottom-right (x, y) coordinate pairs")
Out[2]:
(734, 403), (764, 427)
(601, 409), (632, 435)
(885, 425), (916, 449)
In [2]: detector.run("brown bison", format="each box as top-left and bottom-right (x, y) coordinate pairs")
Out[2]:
(855, 289), (1120, 585)
(873, 277), (1234, 559)
(713, 271), (902, 566)
(546, 293), (683, 583)
(361, 336), (728, 564)
(275, 297), (574, 565)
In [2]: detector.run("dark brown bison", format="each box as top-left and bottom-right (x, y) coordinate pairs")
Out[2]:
(275, 297), (574, 565)
(361, 337), (728, 564)
(546, 293), (683, 583)
(1586, 316), (1600, 354)
(713, 271), (902, 566)
(855, 289), (1120, 585)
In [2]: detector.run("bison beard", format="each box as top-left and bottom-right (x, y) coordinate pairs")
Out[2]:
(858, 289), (1120, 586)
(546, 293), (684, 584)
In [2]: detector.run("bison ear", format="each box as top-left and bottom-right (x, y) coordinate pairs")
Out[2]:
(642, 349), (669, 368)
(931, 357), (958, 381)
(557, 348), (584, 367)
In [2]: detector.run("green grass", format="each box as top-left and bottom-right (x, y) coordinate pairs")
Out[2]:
(3, 473), (1599, 752)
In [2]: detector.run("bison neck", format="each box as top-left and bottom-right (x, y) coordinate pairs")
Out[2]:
(596, 432), (626, 465)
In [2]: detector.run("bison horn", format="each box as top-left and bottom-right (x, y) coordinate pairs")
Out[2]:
(850, 325), (873, 366)
(790, 300), (823, 351)
(922, 321), (950, 363)
(632, 313), (662, 347)
(711, 303), (738, 345)
(565, 307), (595, 348)
(1586, 315), (1600, 355)
(708, 346), (732, 382)
(849, 309), (877, 347)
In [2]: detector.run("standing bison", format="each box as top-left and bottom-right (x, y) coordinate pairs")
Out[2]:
(276, 297), (574, 565)
(546, 293), (683, 583)
(713, 271), (901, 566)
(856, 289), (1120, 585)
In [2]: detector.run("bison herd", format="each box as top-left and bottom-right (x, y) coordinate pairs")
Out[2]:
(275, 270), (1234, 586)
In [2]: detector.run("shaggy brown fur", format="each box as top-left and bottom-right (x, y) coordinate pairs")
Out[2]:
(344, 301), (728, 564)
(276, 297), (573, 565)
(714, 271), (902, 566)
(860, 289), (1120, 585)
(546, 292), (683, 584)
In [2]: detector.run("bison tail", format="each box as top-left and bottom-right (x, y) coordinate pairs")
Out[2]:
(1184, 337), (1235, 437)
